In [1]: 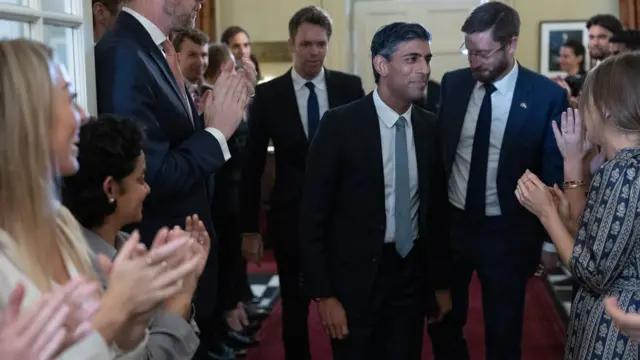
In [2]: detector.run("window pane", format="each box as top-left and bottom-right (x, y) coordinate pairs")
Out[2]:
(0, 0), (23, 5)
(42, 0), (73, 13)
(43, 25), (74, 82)
(0, 19), (29, 39)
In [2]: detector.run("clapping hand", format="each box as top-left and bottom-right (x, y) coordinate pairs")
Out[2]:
(203, 61), (249, 139)
(161, 218), (210, 319)
(185, 214), (211, 277)
(0, 279), (99, 360)
(99, 229), (200, 317)
(552, 107), (592, 162)
(515, 170), (557, 220)
(549, 184), (572, 229)
(237, 57), (257, 95)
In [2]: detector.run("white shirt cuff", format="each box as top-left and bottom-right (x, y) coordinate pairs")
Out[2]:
(205, 127), (231, 161)
(542, 242), (558, 253)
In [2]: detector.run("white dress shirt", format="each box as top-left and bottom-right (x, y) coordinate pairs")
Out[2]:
(448, 63), (519, 216)
(373, 90), (419, 243)
(291, 67), (329, 138)
(122, 7), (231, 161)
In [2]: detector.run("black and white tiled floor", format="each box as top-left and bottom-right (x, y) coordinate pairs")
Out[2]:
(248, 273), (281, 310)
(546, 265), (573, 319)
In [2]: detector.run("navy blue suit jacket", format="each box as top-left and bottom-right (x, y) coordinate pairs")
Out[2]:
(94, 12), (226, 314)
(439, 66), (567, 251)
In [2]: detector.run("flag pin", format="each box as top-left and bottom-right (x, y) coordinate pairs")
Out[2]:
(520, 102), (527, 109)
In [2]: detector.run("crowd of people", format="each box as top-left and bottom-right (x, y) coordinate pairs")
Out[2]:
(2, 1), (640, 360)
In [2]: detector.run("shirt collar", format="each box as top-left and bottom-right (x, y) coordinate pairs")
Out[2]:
(122, 7), (167, 47)
(373, 88), (412, 129)
(475, 61), (519, 95)
(291, 67), (326, 91)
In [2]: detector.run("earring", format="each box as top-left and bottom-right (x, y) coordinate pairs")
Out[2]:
(108, 198), (115, 203)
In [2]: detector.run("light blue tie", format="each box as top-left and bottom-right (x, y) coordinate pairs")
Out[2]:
(395, 116), (413, 258)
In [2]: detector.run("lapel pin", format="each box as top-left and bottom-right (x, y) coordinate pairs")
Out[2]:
(520, 102), (527, 109)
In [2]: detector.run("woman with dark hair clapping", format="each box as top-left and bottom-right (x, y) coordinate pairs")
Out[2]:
(62, 114), (210, 360)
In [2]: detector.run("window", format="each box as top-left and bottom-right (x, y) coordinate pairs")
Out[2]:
(0, 0), (96, 115)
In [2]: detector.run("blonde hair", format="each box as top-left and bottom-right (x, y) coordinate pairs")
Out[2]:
(0, 39), (96, 291)
(579, 51), (640, 145)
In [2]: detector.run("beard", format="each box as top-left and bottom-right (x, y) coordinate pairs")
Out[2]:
(471, 55), (510, 84)
(164, 0), (197, 29)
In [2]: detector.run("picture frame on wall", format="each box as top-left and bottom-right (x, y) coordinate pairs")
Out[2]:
(539, 20), (590, 77)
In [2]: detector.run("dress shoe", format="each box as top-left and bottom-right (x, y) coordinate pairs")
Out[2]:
(226, 330), (260, 348)
(245, 303), (270, 321)
(243, 320), (261, 333)
(233, 347), (248, 357)
(208, 343), (235, 360)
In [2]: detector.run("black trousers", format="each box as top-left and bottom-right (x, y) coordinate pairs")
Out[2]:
(427, 206), (535, 360)
(331, 244), (425, 360)
(274, 243), (311, 360)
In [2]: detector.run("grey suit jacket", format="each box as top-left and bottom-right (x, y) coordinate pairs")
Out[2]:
(83, 228), (200, 360)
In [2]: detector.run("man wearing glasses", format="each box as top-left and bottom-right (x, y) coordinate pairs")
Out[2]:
(427, 3), (567, 360)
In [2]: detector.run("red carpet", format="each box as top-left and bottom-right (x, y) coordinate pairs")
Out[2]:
(247, 252), (566, 360)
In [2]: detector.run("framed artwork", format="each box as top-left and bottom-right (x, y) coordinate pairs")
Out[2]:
(539, 20), (590, 77)
(251, 41), (292, 63)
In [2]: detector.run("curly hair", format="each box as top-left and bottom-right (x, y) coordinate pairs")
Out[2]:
(62, 114), (145, 230)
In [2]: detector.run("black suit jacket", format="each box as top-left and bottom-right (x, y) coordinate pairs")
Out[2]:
(239, 69), (364, 247)
(299, 93), (452, 317)
(94, 12), (227, 315)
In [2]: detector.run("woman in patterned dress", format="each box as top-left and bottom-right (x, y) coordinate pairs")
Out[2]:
(515, 51), (640, 359)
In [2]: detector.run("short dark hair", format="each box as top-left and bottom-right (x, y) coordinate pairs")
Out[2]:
(220, 26), (249, 45)
(92, 0), (121, 13)
(586, 14), (623, 35)
(562, 39), (586, 73)
(288, 6), (333, 40)
(461, 2), (520, 45)
(204, 43), (231, 80)
(172, 28), (209, 52)
(62, 114), (146, 230)
(370, 22), (431, 84)
(610, 30), (640, 50)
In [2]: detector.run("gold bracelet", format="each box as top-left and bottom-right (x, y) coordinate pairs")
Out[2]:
(563, 180), (586, 189)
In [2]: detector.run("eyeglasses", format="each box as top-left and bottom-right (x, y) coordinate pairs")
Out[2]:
(460, 42), (507, 60)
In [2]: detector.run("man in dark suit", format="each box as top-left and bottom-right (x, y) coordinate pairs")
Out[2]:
(299, 22), (452, 360)
(94, 1), (250, 358)
(426, 3), (567, 360)
(239, 6), (364, 360)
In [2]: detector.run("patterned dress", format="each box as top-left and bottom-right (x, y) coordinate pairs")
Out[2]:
(566, 148), (640, 359)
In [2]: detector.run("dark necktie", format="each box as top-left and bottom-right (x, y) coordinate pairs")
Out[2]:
(465, 83), (496, 217)
(305, 82), (320, 139)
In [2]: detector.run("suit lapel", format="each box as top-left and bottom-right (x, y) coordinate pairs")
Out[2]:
(411, 112), (431, 207)
(362, 94), (387, 211)
(324, 69), (342, 109)
(498, 68), (532, 171)
(281, 70), (309, 145)
(148, 48), (192, 120)
(445, 73), (476, 171)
